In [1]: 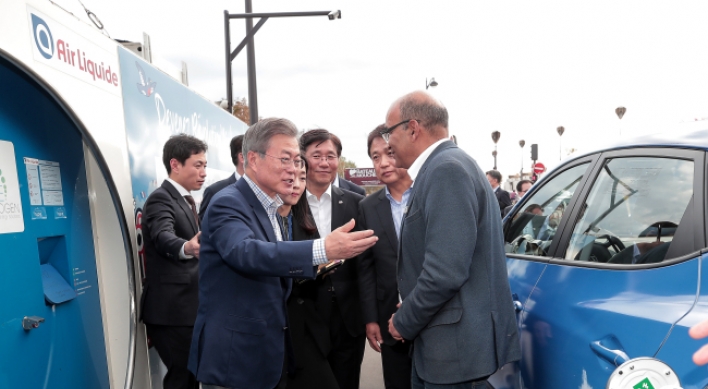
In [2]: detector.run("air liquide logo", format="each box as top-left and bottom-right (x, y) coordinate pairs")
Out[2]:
(31, 14), (54, 59)
(27, 9), (120, 91)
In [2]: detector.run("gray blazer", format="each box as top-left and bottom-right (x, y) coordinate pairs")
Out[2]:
(393, 141), (521, 384)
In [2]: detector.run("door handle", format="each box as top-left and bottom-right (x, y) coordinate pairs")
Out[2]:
(512, 293), (522, 312)
(22, 316), (45, 330)
(590, 335), (629, 366)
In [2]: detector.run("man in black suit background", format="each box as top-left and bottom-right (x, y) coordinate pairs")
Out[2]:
(300, 129), (366, 389)
(142, 134), (207, 389)
(198, 134), (244, 221)
(486, 169), (512, 216)
(358, 125), (413, 389)
(329, 133), (367, 196)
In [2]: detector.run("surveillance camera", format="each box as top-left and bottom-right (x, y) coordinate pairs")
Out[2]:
(328, 10), (341, 20)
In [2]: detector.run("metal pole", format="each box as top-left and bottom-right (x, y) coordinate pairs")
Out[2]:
(245, 0), (258, 125)
(493, 146), (497, 170)
(224, 11), (233, 114)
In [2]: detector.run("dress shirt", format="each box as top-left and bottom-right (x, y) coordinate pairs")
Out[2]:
(332, 175), (340, 188)
(166, 178), (197, 260)
(244, 175), (328, 265)
(233, 171), (242, 182)
(306, 185), (333, 239)
(407, 138), (448, 185)
(385, 185), (413, 238)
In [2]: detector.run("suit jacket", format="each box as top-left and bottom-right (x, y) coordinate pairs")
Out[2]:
(311, 185), (365, 337)
(357, 188), (401, 345)
(141, 180), (200, 326)
(393, 141), (521, 384)
(494, 187), (512, 215)
(188, 178), (317, 389)
(198, 173), (238, 221)
(338, 177), (366, 196)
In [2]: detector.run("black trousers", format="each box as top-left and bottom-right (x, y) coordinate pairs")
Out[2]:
(381, 341), (412, 389)
(145, 324), (199, 389)
(328, 301), (366, 389)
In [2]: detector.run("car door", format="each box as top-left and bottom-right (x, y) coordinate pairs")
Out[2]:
(498, 156), (598, 389)
(521, 148), (704, 389)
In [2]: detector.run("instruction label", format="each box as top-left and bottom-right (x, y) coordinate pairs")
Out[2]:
(24, 158), (65, 208)
(0, 141), (25, 233)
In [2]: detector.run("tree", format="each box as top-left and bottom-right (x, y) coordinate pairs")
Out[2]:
(338, 156), (357, 177)
(232, 97), (250, 124)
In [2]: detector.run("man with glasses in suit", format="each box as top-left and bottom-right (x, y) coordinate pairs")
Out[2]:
(301, 129), (366, 389)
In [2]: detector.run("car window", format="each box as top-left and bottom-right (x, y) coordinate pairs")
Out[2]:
(504, 163), (590, 257)
(564, 157), (693, 264)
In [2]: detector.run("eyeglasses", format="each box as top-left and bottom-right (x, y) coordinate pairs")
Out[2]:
(380, 119), (419, 143)
(309, 155), (339, 163)
(262, 153), (303, 169)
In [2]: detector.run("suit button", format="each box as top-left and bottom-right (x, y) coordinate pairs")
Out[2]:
(283, 326), (288, 331)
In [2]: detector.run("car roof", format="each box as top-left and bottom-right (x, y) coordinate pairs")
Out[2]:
(564, 126), (708, 165)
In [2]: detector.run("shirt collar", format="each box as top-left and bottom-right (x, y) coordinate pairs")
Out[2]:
(407, 138), (448, 184)
(243, 174), (283, 212)
(306, 184), (332, 202)
(166, 178), (191, 197)
(384, 184), (413, 203)
(234, 171), (242, 181)
(332, 175), (340, 187)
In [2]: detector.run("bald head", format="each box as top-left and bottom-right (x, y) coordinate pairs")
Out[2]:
(388, 91), (449, 139)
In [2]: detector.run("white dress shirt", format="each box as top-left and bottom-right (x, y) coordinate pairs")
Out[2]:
(307, 184), (333, 239)
(407, 138), (448, 186)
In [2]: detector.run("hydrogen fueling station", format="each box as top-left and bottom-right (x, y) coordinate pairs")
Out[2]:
(0, 1), (247, 387)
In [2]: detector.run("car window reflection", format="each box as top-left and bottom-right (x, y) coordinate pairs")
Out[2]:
(564, 157), (693, 264)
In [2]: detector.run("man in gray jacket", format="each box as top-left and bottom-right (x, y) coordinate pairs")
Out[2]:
(384, 91), (521, 388)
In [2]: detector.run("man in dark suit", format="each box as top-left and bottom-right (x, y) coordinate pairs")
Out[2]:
(198, 134), (244, 221)
(329, 133), (366, 196)
(384, 92), (521, 388)
(300, 129), (366, 389)
(188, 119), (377, 389)
(486, 169), (512, 216)
(358, 125), (413, 389)
(142, 134), (207, 389)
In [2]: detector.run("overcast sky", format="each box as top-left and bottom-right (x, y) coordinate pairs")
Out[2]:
(56, 0), (708, 180)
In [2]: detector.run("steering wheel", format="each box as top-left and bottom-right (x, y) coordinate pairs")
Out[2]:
(598, 234), (625, 253)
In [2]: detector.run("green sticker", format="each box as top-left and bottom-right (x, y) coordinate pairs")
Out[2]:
(1, 176), (4, 183)
(633, 378), (655, 389)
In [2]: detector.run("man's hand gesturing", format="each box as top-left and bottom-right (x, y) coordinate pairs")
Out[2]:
(324, 219), (377, 260)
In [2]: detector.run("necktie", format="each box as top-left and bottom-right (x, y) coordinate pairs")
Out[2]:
(280, 215), (290, 241)
(184, 195), (200, 229)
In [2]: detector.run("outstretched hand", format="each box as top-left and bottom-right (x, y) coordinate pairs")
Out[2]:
(325, 219), (377, 260)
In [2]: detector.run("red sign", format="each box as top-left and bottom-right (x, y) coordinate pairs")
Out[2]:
(344, 168), (382, 186)
(533, 162), (546, 174)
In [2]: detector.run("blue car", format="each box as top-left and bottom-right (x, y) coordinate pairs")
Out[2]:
(493, 129), (708, 389)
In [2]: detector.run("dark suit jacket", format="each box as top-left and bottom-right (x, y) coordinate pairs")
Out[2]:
(494, 187), (512, 215)
(357, 188), (401, 345)
(311, 185), (365, 337)
(393, 141), (521, 384)
(287, 217), (339, 389)
(188, 178), (316, 389)
(338, 177), (366, 196)
(141, 180), (200, 326)
(198, 173), (238, 221)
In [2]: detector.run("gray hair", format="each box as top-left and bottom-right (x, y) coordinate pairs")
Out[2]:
(242, 118), (298, 167)
(399, 96), (449, 133)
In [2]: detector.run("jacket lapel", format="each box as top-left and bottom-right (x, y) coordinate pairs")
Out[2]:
(375, 190), (399, 250)
(331, 185), (346, 229)
(236, 178), (277, 242)
(162, 181), (198, 235)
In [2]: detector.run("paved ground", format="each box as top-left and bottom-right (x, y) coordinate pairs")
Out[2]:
(359, 343), (385, 389)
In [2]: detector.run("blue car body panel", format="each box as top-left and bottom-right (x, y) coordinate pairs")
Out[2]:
(502, 129), (708, 388)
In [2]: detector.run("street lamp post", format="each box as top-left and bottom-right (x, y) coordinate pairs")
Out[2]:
(425, 77), (438, 90)
(491, 131), (500, 170)
(556, 126), (564, 161)
(519, 140), (526, 178)
(615, 106), (626, 136)
(224, 1), (341, 124)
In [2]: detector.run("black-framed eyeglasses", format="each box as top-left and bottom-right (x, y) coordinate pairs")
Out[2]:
(262, 153), (303, 169)
(380, 119), (419, 143)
